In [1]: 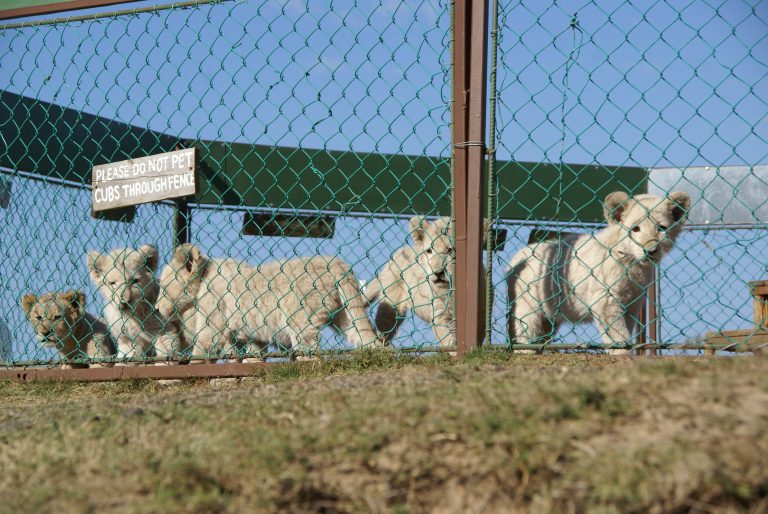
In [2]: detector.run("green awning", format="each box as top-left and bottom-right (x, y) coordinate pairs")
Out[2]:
(0, 90), (647, 222)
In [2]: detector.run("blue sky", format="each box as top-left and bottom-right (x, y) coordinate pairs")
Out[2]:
(0, 0), (767, 361)
(495, 0), (767, 168)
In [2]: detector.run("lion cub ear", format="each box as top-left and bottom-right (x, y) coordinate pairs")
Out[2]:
(139, 245), (159, 273)
(21, 294), (37, 315)
(173, 243), (204, 274)
(667, 191), (691, 224)
(603, 191), (630, 224)
(63, 290), (85, 318)
(409, 216), (428, 246)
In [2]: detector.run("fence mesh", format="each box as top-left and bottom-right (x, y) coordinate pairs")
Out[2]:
(1, 0), (767, 369)
(491, 0), (768, 353)
(0, 0), (454, 367)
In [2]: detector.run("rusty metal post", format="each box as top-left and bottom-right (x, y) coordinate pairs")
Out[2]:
(452, 0), (489, 357)
(452, 0), (470, 356)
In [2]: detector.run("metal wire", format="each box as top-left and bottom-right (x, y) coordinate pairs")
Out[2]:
(1, 0), (767, 368)
(1, 0), (455, 367)
(491, 0), (768, 356)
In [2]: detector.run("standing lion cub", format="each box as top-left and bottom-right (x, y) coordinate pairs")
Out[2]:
(507, 191), (691, 350)
(364, 216), (487, 348)
(155, 244), (382, 359)
(21, 290), (117, 368)
(87, 245), (181, 364)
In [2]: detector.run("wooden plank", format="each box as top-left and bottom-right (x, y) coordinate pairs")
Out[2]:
(92, 173), (195, 210)
(754, 295), (768, 328)
(705, 329), (768, 345)
(0, 362), (271, 382)
(91, 148), (196, 211)
(707, 328), (759, 337)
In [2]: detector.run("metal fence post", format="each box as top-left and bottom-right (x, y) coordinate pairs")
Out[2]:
(173, 142), (192, 247)
(452, 0), (489, 357)
(173, 198), (191, 247)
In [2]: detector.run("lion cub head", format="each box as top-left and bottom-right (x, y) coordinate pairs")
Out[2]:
(156, 243), (208, 320)
(87, 245), (160, 315)
(603, 191), (691, 263)
(409, 216), (455, 290)
(21, 291), (85, 349)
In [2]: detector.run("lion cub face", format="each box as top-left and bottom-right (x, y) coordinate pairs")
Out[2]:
(409, 216), (455, 290)
(604, 191), (691, 263)
(87, 245), (160, 313)
(21, 291), (85, 348)
(156, 243), (206, 319)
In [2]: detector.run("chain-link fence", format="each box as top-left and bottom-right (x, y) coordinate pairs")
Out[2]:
(1, 0), (455, 369)
(490, 0), (768, 354)
(0, 0), (766, 373)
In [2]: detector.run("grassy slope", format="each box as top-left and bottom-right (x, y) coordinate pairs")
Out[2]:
(1, 351), (767, 513)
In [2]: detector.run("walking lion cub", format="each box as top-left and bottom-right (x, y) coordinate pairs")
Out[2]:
(21, 290), (117, 368)
(155, 244), (382, 359)
(364, 216), (487, 347)
(507, 191), (691, 350)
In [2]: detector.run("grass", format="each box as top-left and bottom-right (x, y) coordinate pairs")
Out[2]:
(1, 351), (767, 513)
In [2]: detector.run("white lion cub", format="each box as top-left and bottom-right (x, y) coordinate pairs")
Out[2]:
(507, 191), (691, 351)
(364, 216), (487, 348)
(155, 244), (382, 359)
(87, 245), (181, 364)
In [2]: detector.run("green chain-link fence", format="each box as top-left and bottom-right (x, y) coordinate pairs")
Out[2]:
(1, 0), (766, 370)
(490, 0), (768, 353)
(1, 0), (457, 368)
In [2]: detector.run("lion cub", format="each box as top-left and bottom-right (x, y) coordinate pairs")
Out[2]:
(87, 245), (182, 364)
(507, 191), (691, 350)
(364, 216), (487, 348)
(21, 290), (117, 368)
(155, 244), (382, 359)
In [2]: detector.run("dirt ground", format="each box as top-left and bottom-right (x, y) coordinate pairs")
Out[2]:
(1, 351), (767, 513)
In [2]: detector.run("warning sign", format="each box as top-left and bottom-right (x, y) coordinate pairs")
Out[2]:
(92, 148), (196, 212)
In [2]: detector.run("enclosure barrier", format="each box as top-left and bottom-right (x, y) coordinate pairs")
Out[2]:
(486, 0), (768, 356)
(0, 0), (766, 380)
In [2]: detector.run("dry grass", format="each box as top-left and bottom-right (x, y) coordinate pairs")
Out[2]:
(1, 351), (767, 513)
